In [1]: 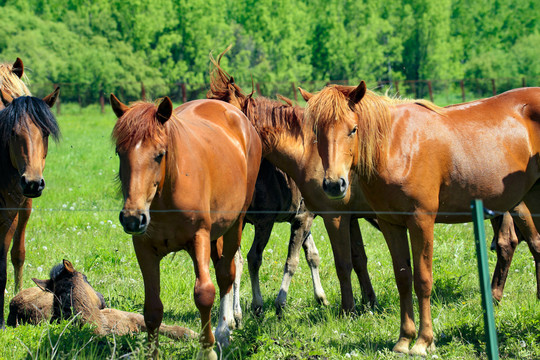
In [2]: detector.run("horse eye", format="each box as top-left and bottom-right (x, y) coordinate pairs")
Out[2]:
(349, 126), (358, 136)
(155, 152), (165, 164)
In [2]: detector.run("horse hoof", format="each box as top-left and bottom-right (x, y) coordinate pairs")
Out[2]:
(392, 339), (410, 354)
(251, 305), (264, 318)
(196, 348), (217, 360)
(409, 344), (428, 357)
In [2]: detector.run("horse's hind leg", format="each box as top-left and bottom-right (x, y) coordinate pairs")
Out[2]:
(0, 214), (19, 329)
(12, 201), (31, 293)
(490, 213), (519, 302)
(509, 202), (540, 300)
(350, 219), (378, 309)
(214, 220), (243, 349)
(247, 220), (274, 316)
(232, 249), (243, 328)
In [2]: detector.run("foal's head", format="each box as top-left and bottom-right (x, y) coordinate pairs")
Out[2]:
(110, 94), (173, 235)
(0, 88), (60, 196)
(33, 259), (106, 321)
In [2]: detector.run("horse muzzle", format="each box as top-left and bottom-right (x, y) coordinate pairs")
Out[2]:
(119, 210), (150, 235)
(322, 176), (349, 199)
(20, 176), (45, 198)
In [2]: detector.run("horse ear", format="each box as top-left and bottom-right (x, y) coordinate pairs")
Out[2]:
(0, 89), (13, 107)
(63, 259), (75, 273)
(32, 278), (52, 291)
(12, 58), (24, 78)
(298, 87), (313, 102)
(349, 81), (367, 105)
(43, 87), (60, 108)
(110, 93), (129, 118)
(156, 97), (173, 124)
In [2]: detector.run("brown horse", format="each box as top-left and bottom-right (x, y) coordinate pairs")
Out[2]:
(207, 52), (378, 314)
(110, 95), (261, 359)
(302, 82), (540, 355)
(0, 64), (60, 329)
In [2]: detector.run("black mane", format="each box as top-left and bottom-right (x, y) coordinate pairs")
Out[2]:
(0, 96), (61, 144)
(0, 96), (61, 190)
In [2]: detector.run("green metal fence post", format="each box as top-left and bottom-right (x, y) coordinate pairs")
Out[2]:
(471, 199), (499, 360)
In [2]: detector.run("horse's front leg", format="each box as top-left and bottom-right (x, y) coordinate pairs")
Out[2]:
(322, 215), (354, 313)
(213, 219), (243, 350)
(0, 212), (18, 329)
(190, 230), (217, 360)
(377, 219), (415, 354)
(350, 219), (377, 309)
(246, 220), (274, 316)
(408, 215), (436, 356)
(133, 239), (163, 359)
(12, 200), (31, 293)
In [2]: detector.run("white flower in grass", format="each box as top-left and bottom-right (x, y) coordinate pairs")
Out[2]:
(69, 188), (73, 192)
(70, 206), (75, 211)
(100, 221), (105, 225)
(62, 204), (67, 208)
(112, 224), (117, 229)
(87, 225), (91, 229)
(37, 266), (43, 273)
(42, 246), (47, 250)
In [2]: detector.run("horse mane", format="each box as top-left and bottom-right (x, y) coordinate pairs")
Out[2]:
(241, 96), (305, 153)
(112, 101), (168, 152)
(305, 84), (444, 178)
(206, 50), (305, 153)
(0, 61), (30, 97)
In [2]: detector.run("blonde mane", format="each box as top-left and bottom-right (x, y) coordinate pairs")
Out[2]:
(0, 62), (30, 96)
(305, 84), (444, 178)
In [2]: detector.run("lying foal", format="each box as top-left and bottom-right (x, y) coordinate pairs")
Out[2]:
(8, 260), (196, 340)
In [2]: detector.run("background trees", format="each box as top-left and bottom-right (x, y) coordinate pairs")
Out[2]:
(1, 0), (538, 102)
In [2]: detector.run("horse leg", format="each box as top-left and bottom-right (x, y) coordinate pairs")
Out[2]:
(322, 215), (354, 313)
(0, 213), (18, 330)
(408, 215), (436, 356)
(246, 220), (274, 316)
(377, 219), (415, 354)
(490, 213), (519, 302)
(214, 220), (243, 350)
(12, 200), (31, 293)
(232, 249), (243, 328)
(190, 230), (217, 360)
(301, 231), (329, 307)
(509, 202), (540, 300)
(350, 219), (378, 309)
(133, 239), (163, 359)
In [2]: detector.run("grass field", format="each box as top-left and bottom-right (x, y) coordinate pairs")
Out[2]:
(0, 103), (539, 359)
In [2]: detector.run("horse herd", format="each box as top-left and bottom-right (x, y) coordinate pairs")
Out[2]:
(1, 50), (539, 359)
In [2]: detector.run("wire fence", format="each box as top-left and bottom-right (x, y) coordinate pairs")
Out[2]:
(29, 76), (540, 115)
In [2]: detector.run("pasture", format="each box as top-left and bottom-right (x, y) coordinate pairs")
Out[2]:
(0, 103), (539, 359)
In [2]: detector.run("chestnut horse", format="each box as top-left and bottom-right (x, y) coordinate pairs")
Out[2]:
(0, 66), (60, 329)
(110, 95), (261, 359)
(207, 53), (378, 313)
(302, 82), (540, 355)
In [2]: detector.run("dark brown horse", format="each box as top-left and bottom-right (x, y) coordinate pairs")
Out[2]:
(302, 82), (540, 355)
(207, 52), (378, 314)
(244, 157), (328, 317)
(110, 95), (261, 359)
(0, 66), (60, 329)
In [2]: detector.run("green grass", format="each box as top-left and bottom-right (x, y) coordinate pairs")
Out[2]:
(1, 104), (539, 359)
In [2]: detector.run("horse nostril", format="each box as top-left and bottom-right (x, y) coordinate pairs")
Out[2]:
(38, 178), (45, 190)
(140, 213), (148, 227)
(322, 178), (329, 192)
(340, 178), (347, 190)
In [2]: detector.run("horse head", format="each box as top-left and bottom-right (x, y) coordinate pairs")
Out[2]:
(0, 87), (60, 197)
(111, 94), (172, 235)
(301, 81), (366, 199)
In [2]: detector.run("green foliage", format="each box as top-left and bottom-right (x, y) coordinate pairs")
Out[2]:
(1, 0), (539, 103)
